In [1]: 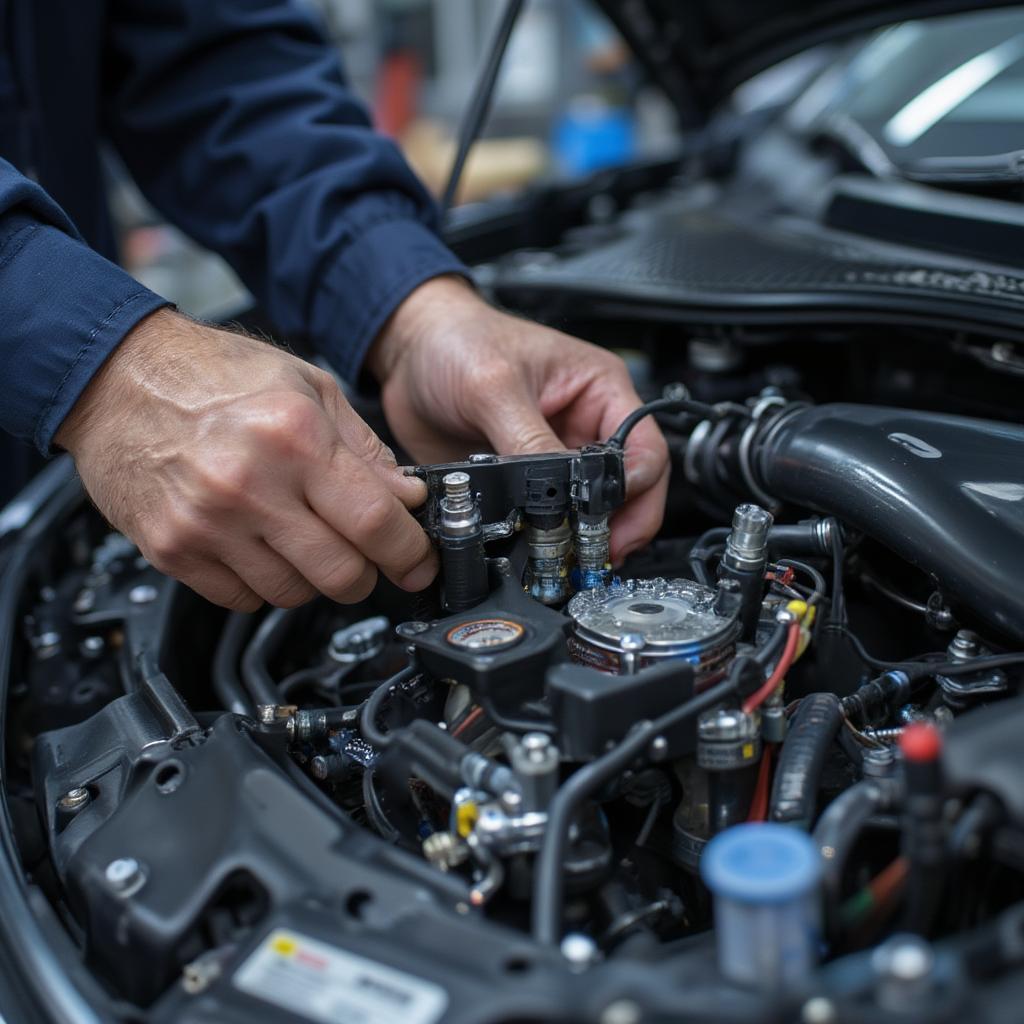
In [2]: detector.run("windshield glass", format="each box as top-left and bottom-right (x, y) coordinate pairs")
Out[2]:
(787, 7), (1024, 163)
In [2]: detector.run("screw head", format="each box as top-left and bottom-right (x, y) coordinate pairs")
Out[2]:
(649, 735), (669, 760)
(801, 996), (837, 1024)
(398, 620), (430, 636)
(58, 787), (90, 812)
(105, 857), (143, 892)
(560, 932), (599, 969)
(80, 636), (105, 657)
(600, 999), (642, 1024)
(522, 732), (551, 756)
(129, 584), (158, 605)
(619, 633), (646, 653)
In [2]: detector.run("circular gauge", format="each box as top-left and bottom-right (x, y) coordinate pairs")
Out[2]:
(446, 618), (525, 651)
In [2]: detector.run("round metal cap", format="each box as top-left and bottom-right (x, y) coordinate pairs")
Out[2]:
(446, 618), (525, 651)
(568, 577), (739, 653)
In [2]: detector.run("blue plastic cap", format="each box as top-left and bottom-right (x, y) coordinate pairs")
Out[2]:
(701, 823), (822, 904)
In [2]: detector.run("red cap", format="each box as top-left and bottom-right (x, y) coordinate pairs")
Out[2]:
(900, 722), (943, 763)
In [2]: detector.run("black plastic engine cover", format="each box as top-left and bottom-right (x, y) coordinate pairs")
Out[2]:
(35, 715), (467, 1005)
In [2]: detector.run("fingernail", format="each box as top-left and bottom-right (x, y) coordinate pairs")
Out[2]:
(399, 558), (438, 593)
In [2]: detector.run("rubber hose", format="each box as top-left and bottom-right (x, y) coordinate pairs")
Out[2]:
(770, 692), (843, 829)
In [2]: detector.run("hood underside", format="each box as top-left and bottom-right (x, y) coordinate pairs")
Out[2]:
(594, 0), (1022, 123)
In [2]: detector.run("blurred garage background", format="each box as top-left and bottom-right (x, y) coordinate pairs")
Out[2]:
(109, 0), (682, 322)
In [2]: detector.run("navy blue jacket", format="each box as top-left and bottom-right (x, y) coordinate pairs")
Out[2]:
(0, 0), (465, 503)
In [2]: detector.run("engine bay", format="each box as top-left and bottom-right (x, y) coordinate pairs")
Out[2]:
(6, 339), (1024, 1023)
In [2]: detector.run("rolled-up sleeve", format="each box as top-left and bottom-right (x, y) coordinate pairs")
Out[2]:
(102, 0), (468, 383)
(0, 160), (169, 452)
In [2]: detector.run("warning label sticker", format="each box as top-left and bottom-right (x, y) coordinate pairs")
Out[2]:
(234, 929), (449, 1024)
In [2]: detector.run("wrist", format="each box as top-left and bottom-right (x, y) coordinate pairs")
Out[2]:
(54, 306), (185, 455)
(365, 274), (478, 383)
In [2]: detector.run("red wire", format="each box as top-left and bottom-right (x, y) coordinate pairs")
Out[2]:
(746, 744), (775, 822)
(452, 704), (484, 739)
(742, 621), (801, 714)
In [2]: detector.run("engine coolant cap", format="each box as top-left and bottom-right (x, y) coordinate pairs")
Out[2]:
(701, 823), (822, 904)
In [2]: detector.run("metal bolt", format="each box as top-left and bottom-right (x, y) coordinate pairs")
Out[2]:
(399, 620), (431, 636)
(600, 999), (642, 1024)
(522, 733), (552, 763)
(35, 631), (61, 658)
(58, 787), (90, 813)
(256, 704), (277, 726)
(80, 636), (105, 658)
(649, 736), (669, 760)
(949, 629), (980, 660)
(442, 472), (473, 513)
(105, 857), (143, 893)
(560, 932), (599, 970)
(801, 996), (838, 1024)
(862, 745), (896, 778)
(129, 584), (158, 605)
(423, 832), (470, 872)
(886, 939), (933, 981)
(873, 934), (935, 1012)
(310, 754), (348, 781)
(500, 789), (523, 814)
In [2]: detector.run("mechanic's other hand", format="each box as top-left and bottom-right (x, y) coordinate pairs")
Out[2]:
(55, 309), (436, 612)
(368, 276), (669, 562)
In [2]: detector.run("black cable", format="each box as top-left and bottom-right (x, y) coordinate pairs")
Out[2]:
(828, 518), (845, 623)
(531, 665), (745, 945)
(905, 651), (1024, 679)
(608, 397), (724, 449)
(479, 696), (557, 736)
(440, 0), (526, 216)
(813, 779), (897, 905)
(239, 607), (297, 707)
(213, 612), (257, 717)
(687, 527), (729, 586)
(775, 558), (827, 606)
(360, 665), (418, 749)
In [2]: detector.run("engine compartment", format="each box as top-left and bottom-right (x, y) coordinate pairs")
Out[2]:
(7, 297), (1024, 1022)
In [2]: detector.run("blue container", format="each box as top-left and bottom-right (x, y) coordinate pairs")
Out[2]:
(701, 823), (822, 989)
(553, 100), (636, 177)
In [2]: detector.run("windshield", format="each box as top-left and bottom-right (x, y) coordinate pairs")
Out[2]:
(787, 7), (1024, 164)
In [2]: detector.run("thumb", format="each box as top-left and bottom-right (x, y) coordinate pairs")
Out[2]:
(477, 379), (564, 455)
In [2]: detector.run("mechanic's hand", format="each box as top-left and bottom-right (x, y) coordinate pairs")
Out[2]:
(55, 309), (436, 612)
(368, 276), (669, 562)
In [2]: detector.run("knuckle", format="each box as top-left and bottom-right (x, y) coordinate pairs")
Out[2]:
(347, 493), (395, 545)
(317, 551), (369, 601)
(470, 360), (516, 393)
(263, 574), (317, 609)
(256, 394), (324, 455)
(195, 456), (255, 507)
(223, 586), (262, 613)
(144, 513), (203, 571)
(337, 564), (378, 605)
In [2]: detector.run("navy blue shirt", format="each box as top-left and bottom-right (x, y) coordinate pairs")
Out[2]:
(0, 0), (466, 502)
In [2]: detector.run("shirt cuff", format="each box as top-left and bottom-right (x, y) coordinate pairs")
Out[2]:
(311, 216), (471, 385)
(0, 220), (170, 453)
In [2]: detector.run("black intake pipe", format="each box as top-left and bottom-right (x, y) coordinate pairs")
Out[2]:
(749, 403), (1024, 643)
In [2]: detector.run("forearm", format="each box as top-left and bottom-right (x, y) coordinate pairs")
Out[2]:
(104, 0), (468, 382)
(0, 159), (168, 452)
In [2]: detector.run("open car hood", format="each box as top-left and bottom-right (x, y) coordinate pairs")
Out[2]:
(594, 0), (1021, 123)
